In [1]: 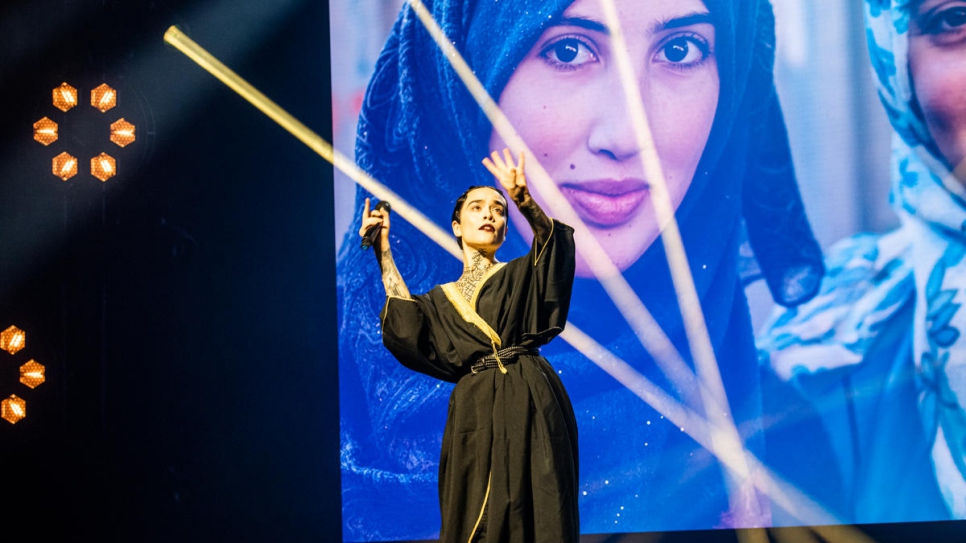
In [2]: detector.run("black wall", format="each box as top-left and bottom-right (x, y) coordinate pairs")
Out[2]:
(0, 0), (338, 540)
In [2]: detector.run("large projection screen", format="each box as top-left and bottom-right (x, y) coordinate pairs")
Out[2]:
(331, 0), (966, 540)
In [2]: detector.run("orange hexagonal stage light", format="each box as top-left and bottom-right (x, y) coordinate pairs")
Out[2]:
(33, 117), (58, 146)
(53, 152), (78, 181)
(20, 360), (45, 389)
(91, 153), (116, 181)
(1, 395), (26, 425)
(53, 82), (78, 112)
(110, 118), (136, 147)
(0, 325), (26, 355)
(91, 83), (117, 112)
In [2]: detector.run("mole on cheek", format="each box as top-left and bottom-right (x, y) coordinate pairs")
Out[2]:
(570, 164), (576, 170)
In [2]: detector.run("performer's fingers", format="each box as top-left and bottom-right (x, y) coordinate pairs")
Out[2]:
(502, 148), (514, 170)
(517, 151), (526, 177)
(482, 157), (500, 178)
(359, 216), (380, 237)
(490, 149), (507, 170)
(359, 199), (372, 237)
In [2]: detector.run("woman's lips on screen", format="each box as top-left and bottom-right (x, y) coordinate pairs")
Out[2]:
(560, 180), (649, 227)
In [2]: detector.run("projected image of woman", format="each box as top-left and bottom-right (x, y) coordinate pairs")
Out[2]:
(759, 0), (966, 525)
(339, 0), (823, 538)
(490, 2), (717, 277)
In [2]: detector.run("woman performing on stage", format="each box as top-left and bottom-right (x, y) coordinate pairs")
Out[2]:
(361, 149), (579, 542)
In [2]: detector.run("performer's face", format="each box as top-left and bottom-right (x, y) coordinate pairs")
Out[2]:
(490, 0), (718, 277)
(909, 0), (966, 180)
(452, 187), (509, 254)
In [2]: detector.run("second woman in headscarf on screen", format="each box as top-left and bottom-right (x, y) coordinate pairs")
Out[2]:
(759, 0), (966, 525)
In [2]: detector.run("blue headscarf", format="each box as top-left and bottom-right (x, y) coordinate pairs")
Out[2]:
(759, 0), (966, 522)
(340, 0), (822, 537)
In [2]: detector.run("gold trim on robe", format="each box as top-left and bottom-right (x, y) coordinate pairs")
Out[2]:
(441, 262), (508, 373)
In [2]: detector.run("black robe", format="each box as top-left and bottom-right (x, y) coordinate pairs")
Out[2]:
(381, 220), (579, 543)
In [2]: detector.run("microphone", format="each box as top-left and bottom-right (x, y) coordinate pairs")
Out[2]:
(361, 200), (391, 250)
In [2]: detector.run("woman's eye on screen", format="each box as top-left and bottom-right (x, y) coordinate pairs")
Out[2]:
(938, 6), (966, 32)
(919, 3), (966, 36)
(655, 34), (710, 69)
(540, 36), (598, 70)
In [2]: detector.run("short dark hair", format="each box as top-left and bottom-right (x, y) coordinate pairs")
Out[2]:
(451, 185), (506, 248)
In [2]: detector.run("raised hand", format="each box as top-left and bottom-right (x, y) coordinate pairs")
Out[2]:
(483, 148), (552, 244)
(483, 148), (529, 205)
(359, 197), (410, 299)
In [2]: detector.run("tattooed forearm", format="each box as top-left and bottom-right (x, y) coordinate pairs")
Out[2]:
(379, 247), (412, 299)
(455, 249), (492, 302)
(516, 195), (552, 246)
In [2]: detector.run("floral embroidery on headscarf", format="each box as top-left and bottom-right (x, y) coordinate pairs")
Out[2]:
(759, 0), (966, 518)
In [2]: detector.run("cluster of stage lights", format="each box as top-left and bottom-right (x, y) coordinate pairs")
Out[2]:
(0, 325), (44, 424)
(32, 82), (135, 182)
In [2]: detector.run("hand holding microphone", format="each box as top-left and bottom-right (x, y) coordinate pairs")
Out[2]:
(360, 199), (392, 250)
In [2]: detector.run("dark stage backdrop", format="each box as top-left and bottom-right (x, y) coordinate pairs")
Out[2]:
(0, 0), (338, 541)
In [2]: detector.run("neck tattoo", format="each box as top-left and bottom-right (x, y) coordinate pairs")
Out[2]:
(455, 250), (492, 302)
